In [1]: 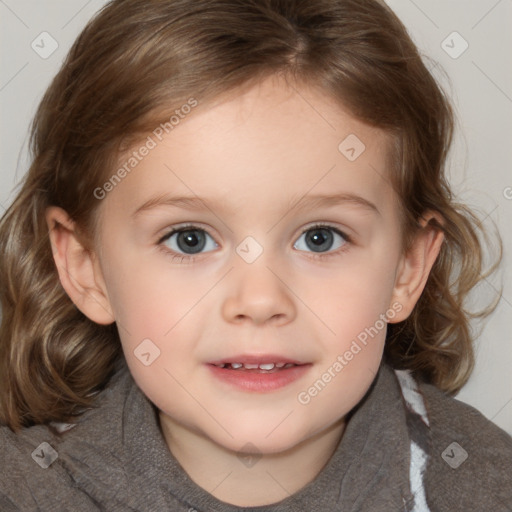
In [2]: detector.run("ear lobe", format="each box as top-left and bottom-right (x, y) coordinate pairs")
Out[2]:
(388, 211), (445, 323)
(45, 206), (115, 325)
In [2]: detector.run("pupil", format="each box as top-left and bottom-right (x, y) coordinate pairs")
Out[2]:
(306, 228), (333, 252)
(178, 230), (206, 254)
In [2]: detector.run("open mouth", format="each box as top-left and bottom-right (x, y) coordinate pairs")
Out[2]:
(207, 357), (311, 392)
(211, 362), (299, 373)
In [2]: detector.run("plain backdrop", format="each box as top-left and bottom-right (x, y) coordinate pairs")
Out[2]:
(0, 1), (511, 435)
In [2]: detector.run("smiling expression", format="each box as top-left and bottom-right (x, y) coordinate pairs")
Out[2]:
(90, 74), (410, 454)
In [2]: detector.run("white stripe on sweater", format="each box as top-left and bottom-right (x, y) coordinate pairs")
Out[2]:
(394, 369), (431, 512)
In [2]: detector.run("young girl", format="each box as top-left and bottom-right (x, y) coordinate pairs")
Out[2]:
(1, 0), (511, 510)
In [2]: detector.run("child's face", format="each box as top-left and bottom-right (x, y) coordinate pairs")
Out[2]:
(93, 75), (411, 454)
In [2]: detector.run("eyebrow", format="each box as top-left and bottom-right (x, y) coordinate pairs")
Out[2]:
(132, 192), (380, 218)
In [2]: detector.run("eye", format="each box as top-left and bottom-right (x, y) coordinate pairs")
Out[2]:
(293, 224), (349, 255)
(160, 226), (218, 255)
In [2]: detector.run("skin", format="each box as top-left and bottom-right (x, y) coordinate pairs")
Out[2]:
(46, 74), (444, 507)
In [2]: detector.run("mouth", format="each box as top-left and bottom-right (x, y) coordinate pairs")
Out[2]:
(210, 361), (301, 373)
(206, 355), (311, 392)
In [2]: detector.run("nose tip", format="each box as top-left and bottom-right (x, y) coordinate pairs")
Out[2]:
(221, 261), (296, 327)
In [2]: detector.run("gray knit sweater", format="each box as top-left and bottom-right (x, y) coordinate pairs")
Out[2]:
(1, 360), (511, 511)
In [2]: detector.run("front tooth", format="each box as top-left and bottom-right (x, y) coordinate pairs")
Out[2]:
(259, 363), (275, 370)
(275, 363), (285, 368)
(230, 362), (243, 369)
(243, 363), (259, 369)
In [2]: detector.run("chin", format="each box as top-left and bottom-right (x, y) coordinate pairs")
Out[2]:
(206, 415), (319, 456)
(226, 434), (303, 457)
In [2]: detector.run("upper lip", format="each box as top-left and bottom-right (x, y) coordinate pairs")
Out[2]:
(208, 354), (307, 365)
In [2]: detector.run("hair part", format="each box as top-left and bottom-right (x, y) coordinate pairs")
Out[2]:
(0, 0), (501, 431)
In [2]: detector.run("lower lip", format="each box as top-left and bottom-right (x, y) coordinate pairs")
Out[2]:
(206, 364), (311, 392)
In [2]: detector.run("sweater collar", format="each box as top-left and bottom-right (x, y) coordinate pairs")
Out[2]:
(57, 359), (414, 511)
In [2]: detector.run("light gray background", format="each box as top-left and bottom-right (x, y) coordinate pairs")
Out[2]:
(0, 1), (511, 435)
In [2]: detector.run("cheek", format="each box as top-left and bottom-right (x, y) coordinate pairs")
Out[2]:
(99, 254), (212, 398)
(295, 348), (382, 443)
(305, 256), (397, 340)
(102, 249), (212, 336)
(295, 271), (390, 428)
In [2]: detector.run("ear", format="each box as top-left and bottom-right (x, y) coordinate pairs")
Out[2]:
(45, 206), (115, 325)
(388, 211), (445, 323)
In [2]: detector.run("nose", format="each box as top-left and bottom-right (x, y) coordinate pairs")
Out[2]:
(221, 258), (296, 326)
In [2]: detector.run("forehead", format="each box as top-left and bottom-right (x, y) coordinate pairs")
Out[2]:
(102, 75), (396, 222)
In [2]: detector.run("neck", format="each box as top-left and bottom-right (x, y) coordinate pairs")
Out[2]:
(158, 414), (345, 507)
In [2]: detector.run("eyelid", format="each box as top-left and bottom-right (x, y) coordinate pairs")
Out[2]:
(298, 222), (350, 237)
(157, 222), (351, 244)
(156, 223), (219, 264)
(156, 222), (353, 262)
(157, 223), (218, 244)
(295, 222), (353, 246)
(293, 223), (352, 258)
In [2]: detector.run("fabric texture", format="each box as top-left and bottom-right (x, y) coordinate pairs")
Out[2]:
(1, 358), (511, 511)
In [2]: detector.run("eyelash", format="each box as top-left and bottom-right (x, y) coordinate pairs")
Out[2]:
(156, 223), (352, 263)
(295, 223), (352, 261)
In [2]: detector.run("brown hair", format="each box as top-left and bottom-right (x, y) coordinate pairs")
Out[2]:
(0, 0), (501, 431)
